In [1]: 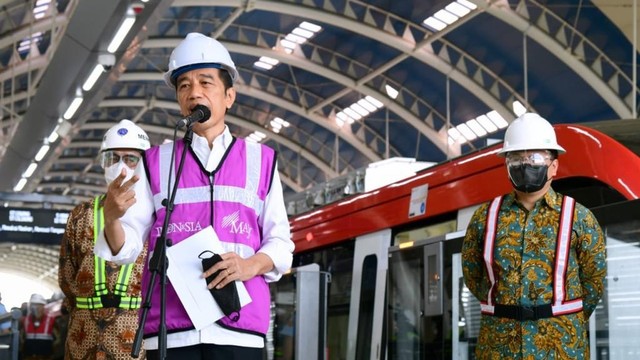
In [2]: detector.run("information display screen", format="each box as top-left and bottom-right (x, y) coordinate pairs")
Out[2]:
(0, 208), (69, 244)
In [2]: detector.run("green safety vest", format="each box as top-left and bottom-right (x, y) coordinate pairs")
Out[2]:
(75, 195), (142, 310)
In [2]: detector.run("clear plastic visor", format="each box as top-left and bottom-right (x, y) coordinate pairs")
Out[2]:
(505, 150), (552, 167)
(101, 150), (141, 169)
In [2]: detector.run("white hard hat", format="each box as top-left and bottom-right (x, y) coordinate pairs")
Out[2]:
(100, 119), (150, 152)
(29, 293), (46, 305)
(163, 32), (239, 88)
(497, 113), (566, 156)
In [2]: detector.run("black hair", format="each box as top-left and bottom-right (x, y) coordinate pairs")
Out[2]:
(218, 69), (233, 91)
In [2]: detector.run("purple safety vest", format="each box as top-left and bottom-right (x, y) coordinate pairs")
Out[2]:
(142, 137), (276, 337)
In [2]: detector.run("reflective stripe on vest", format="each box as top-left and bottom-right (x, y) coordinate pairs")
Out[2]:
(479, 195), (582, 316)
(24, 315), (54, 340)
(153, 141), (264, 214)
(75, 195), (141, 310)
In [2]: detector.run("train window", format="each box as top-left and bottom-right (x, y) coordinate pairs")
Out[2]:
(394, 220), (456, 247)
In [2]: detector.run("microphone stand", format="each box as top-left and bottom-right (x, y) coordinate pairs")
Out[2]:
(132, 124), (195, 359)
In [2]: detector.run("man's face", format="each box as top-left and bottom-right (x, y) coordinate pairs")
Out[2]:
(175, 68), (236, 134)
(29, 303), (45, 318)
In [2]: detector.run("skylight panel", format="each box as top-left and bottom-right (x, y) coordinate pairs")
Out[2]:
(467, 119), (488, 137)
(476, 114), (498, 132)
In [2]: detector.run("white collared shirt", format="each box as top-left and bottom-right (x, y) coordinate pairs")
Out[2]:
(95, 126), (293, 349)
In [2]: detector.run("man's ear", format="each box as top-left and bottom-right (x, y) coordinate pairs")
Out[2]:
(225, 87), (236, 109)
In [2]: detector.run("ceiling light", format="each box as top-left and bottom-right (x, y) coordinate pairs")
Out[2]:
(446, 2), (471, 17)
(423, 17), (447, 31)
(63, 96), (83, 119)
(254, 62), (274, 70)
(476, 114), (498, 132)
(433, 9), (458, 25)
(285, 33), (306, 44)
(466, 119), (487, 137)
(273, 117), (290, 127)
(259, 56), (279, 65)
(350, 103), (370, 117)
(512, 100), (527, 117)
(456, 123), (477, 141)
(385, 85), (399, 99)
(299, 21), (321, 32)
(47, 126), (60, 143)
(35, 144), (50, 161)
(365, 96), (384, 108)
(23, 162), (38, 178)
(343, 108), (362, 121)
(14, 178), (27, 192)
(280, 39), (297, 51)
(457, 0), (478, 10)
(335, 112), (352, 127)
(292, 27), (314, 39)
(357, 99), (378, 112)
(82, 64), (105, 91)
(254, 56), (279, 71)
(107, 11), (136, 53)
(486, 110), (508, 128)
(448, 127), (463, 142)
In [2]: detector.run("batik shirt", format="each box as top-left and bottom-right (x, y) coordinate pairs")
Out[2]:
(462, 189), (606, 360)
(58, 197), (147, 360)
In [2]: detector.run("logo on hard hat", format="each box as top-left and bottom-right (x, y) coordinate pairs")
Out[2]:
(117, 128), (129, 136)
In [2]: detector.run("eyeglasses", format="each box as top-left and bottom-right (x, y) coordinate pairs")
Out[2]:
(505, 151), (552, 167)
(101, 151), (141, 169)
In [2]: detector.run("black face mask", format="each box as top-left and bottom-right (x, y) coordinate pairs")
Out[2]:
(507, 164), (549, 193)
(199, 251), (241, 322)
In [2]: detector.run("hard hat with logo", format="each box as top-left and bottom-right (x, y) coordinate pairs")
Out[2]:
(497, 112), (566, 156)
(163, 32), (239, 88)
(100, 119), (150, 153)
(29, 293), (46, 305)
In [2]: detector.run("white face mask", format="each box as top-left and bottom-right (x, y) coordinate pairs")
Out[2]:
(104, 161), (135, 185)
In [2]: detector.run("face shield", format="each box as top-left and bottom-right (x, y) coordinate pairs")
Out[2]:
(100, 150), (142, 169)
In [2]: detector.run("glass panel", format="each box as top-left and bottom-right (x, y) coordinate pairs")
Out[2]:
(271, 276), (296, 360)
(388, 246), (423, 359)
(597, 218), (640, 359)
(453, 253), (480, 359)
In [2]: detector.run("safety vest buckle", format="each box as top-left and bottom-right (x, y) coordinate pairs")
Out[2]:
(100, 294), (121, 308)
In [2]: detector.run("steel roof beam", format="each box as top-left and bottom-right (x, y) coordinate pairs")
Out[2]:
(472, 0), (632, 118)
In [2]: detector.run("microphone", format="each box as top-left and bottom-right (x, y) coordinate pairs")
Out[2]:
(177, 104), (211, 128)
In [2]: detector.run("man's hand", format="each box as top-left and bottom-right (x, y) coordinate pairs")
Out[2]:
(103, 169), (139, 222)
(102, 169), (139, 255)
(202, 252), (274, 289)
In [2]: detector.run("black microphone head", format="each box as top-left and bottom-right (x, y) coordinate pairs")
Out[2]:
(192, 104), (211, 123)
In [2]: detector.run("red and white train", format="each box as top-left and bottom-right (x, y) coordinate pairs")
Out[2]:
(270, 123), (640, 360)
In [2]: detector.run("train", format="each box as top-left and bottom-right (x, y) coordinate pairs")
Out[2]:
(268, 123), (640, 360)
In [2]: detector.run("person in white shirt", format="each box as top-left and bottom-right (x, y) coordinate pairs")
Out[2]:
(94, 32), (294, 359)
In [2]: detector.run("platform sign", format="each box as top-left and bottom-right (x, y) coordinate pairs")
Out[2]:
(0, 208), (69, 244)
(408, 184), (428, 218)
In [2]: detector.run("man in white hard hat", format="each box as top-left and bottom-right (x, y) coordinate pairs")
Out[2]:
(461, 113), (606, 359)
(58, 119), (150, 359)
(20, 293), (56, 360)
(95, 33), (294, 359)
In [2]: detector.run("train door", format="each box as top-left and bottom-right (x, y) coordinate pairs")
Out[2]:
(270, 263), (330, 360)
(387, 234), (457, 360)
(346, 229), (392, 360)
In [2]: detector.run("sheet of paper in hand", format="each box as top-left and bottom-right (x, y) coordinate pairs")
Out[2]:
(165, 225), (251, 330)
